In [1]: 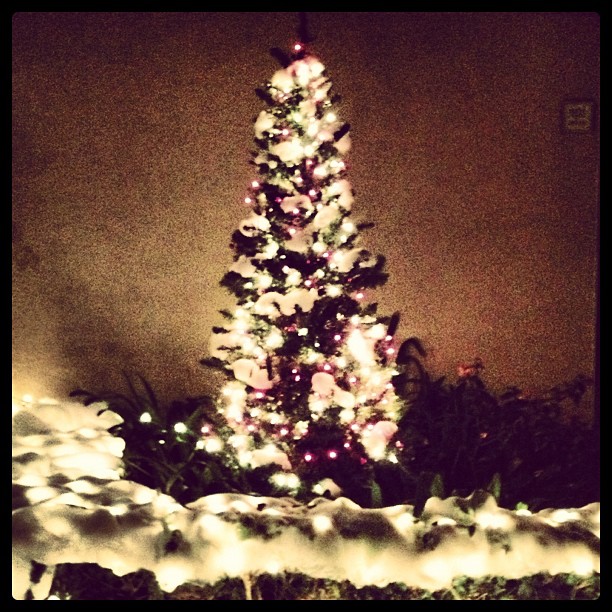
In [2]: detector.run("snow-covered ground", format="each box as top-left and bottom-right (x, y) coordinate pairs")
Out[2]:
(12, 398), (600, 600)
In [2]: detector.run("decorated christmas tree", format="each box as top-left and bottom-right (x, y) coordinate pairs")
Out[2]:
(203, 40), (405, 502)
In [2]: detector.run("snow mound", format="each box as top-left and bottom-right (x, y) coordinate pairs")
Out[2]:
(12, 399), (600, 599)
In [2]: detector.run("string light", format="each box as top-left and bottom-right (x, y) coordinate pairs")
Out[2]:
(328, 450), (338, 459)
(304, 452), (313, 462)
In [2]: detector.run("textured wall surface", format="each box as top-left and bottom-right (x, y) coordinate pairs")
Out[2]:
(12, 12), (599, 419)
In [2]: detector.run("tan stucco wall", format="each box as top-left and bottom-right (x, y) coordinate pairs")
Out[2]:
(12, 12), (599, 421)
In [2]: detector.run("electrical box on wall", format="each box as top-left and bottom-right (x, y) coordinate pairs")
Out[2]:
(562, 99), (596, 133)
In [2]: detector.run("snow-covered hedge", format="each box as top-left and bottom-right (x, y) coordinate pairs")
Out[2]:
(12, 400), (600, 600)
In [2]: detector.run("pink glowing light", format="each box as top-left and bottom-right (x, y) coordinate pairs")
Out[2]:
(328, 450), (338, 459)
(304, 453), (313, 462)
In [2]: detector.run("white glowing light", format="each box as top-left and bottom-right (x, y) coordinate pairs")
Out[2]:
(205, 438), (223, 453)
(312, 241), (325, 253)
(157, 564), (191, 593)
(139, 412), (152, 424)
(174, 422), (187, 434)
(312, 514), (333, 534)
(195, 440), (205, 450)
(298, 327), (309, 336)
(265, 330), (284, 348)
(271, 472), (300, 490)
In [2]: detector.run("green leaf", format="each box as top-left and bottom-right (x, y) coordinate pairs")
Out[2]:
(430, 473), (445, 498)
(487, 472), (502, 502)
(370, 479), (383, 508)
